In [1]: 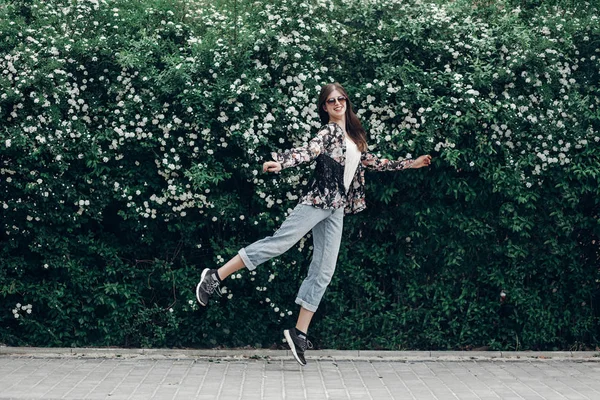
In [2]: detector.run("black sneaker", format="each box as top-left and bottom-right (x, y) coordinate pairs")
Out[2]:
(284, 329), (313, 366)
(195, 268), (221, 306)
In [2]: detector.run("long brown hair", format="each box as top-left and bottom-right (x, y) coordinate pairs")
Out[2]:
(317, 83), (368, 152)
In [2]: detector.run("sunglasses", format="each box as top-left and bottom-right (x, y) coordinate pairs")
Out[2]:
(325, 96), (347, 105)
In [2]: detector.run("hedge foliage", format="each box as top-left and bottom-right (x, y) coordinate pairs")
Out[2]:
(1, 0), (599, 350)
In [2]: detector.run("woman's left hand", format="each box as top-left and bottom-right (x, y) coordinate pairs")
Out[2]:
(263, 161), (282, 173)
(412, 155), (432, 169)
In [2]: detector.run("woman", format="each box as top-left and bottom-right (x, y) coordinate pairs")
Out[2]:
(196, 82), (432, 365)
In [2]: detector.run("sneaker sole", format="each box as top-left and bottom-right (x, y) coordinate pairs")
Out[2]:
(196, 268), (210, 306)
(284, 329), (306, 366)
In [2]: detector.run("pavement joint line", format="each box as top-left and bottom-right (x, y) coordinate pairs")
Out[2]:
(0, 347), (599, 361)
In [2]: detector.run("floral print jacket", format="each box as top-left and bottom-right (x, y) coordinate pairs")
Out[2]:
(271, 123), (415, 215)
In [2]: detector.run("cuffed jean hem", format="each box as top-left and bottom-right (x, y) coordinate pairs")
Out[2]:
(295, 297), (318, 312)
(237, 248), (256, 271)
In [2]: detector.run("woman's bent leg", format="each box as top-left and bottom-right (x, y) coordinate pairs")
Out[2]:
(295, 208), (344, 313)
(296, 307), (314, 334)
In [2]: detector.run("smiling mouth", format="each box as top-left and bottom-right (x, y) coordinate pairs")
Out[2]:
(334, 107), (343, 111)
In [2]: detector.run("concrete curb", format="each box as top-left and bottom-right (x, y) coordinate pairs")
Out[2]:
(1, 347), (599, 361)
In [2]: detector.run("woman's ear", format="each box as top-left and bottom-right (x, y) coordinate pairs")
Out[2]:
(322, 104), (328, 113)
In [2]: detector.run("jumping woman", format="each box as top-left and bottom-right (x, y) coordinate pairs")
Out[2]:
(196, 82), (432, 365)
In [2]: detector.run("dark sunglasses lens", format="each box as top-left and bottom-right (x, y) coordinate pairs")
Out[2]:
(338, 97), (346, 103)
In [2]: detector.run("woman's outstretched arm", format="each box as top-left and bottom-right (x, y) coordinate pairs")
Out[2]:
(361, 152), (431, 171)
(268, 126), (329, 171)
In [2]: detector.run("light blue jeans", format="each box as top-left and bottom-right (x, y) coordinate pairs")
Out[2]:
(238, 204), (344, 312)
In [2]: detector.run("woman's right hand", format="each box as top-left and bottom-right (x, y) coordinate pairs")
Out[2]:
(262, 161), (282, 173)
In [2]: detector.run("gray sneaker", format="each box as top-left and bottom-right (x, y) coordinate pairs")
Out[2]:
(195, 268), (221, 306)
(284, 329), (313, 366)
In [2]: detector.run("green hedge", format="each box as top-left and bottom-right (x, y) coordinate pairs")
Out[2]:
(1, 0), (599, 350)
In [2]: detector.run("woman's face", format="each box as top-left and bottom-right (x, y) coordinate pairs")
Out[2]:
(323, 89), (347, 122)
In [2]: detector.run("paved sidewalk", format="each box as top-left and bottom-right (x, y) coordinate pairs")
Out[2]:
(1, 349), (600, 400)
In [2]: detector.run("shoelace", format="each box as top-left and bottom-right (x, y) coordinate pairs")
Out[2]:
(205, 279), (222, 297)
(299, 338), (313, 352)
